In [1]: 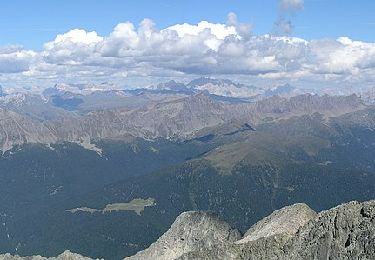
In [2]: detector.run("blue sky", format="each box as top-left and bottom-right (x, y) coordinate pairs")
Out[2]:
(1, 0), (375, 50)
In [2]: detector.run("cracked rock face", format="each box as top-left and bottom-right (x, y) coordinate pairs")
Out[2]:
(286, 200), (375, 260)
(124, 211), (241, 260)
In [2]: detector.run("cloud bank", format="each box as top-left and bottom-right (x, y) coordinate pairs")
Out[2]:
(1, 13), (375, 90)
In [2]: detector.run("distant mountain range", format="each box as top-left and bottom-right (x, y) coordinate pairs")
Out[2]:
(47, 77), (264, 100)
(0, 80), (365, 153)
(2, 77), (302, 102)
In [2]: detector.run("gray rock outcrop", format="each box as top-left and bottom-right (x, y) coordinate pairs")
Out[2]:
(0, 250), (95, 260)
(236, 203), (317, 244)
(286, 200), (375, 259)
(130, 200), (375, 260)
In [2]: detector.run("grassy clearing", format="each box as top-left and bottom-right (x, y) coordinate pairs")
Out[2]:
(67, 198), (156, 215)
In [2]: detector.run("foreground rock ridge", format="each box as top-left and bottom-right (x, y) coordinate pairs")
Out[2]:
(129, 200), (375, 260)
(1, 200), (374, 259)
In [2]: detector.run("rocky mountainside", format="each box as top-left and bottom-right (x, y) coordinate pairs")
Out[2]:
(130, 200), (375, 260)
(0, 108), (58, 151)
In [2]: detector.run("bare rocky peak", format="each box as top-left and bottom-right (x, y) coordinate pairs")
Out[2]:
(52, 83), (117, 95)
(187, 77), (244, 88)
(0, 251), (95, 260)
(155, 80), (188, 91)
(187, 78), (260, 98)
(236, 203), (316, 244)
(124, 211), (241, 260)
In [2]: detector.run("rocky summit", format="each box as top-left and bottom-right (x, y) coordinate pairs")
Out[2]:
(236, 203), (317, 244)
(124, 211), (241, 260)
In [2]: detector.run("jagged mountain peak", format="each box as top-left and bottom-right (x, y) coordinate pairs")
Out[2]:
(49, 82), (118, 96)
(188, 77), (236, 87)
(187, 77), (260, 99)
(125, 211), (241, 260)
(155, 80), (188, 91)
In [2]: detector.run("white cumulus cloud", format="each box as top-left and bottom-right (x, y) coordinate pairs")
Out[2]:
(0, 46), (36, 73)
(0, 13), (375, 91)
